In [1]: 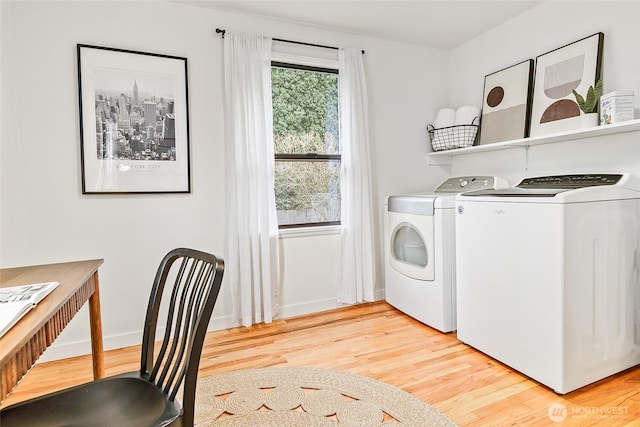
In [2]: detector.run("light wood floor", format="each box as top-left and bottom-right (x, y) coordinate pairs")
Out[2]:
(2, 302), (639, 425)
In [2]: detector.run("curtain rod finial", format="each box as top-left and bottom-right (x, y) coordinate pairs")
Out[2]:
(216, 28), (226, 38)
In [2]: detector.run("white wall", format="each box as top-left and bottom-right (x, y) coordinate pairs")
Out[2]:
(447, 1), (640, 182)
(0, 0), (447, 360)
(7, 0), (634, 362)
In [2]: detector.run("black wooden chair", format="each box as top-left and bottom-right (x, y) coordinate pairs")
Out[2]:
(0, 248), (224, 427)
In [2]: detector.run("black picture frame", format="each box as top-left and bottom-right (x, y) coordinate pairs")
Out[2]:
(529, 32), (604, 137)
(77, 44), (190, 194)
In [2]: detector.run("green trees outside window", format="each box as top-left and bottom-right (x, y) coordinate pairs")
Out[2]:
(272, 64), (341, 228)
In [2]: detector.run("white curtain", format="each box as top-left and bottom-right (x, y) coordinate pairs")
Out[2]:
(338, 48), (376, 304)
(223, 33), (281, 326)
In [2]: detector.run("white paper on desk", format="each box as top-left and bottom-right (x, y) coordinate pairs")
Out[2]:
(0, 303), (35, 337)
(0, 281), (59, 338)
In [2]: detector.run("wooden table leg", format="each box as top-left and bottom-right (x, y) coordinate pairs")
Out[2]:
(88, 271), (105, 379)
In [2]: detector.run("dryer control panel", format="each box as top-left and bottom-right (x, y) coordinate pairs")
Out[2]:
(435, 176), (506, 193)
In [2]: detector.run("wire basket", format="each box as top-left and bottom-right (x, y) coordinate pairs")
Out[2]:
(427, 117), (480, 151)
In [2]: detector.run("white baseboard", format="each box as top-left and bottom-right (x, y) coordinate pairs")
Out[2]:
(37, 294), (385, 363)
(37, 314), (240, 363)
(277, 297), (344, 319)
(38, 332), (140, 363)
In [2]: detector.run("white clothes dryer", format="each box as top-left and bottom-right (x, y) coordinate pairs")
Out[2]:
(384, 176), (507, 332)
(455, 173), (640, 394)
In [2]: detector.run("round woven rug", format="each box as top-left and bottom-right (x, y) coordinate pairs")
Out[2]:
(193, 366), (457, 426)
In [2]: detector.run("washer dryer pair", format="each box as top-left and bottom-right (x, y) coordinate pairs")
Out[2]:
(384, 176), (507, 332)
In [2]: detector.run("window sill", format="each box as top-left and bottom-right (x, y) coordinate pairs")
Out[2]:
(278, 225), (342, 239)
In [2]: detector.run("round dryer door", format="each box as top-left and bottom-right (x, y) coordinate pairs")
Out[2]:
(388, 212), (435, 281)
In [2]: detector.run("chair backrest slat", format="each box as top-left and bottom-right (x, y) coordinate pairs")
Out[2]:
(159, 260), (209, 394)
(149, 257), (190, 383)
(139, 248), (224, 425)
(154, 258), (194, 387)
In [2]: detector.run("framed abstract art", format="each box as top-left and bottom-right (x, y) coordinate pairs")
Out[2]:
(480, 59), (534, 145)
(529, 33), (604, 137)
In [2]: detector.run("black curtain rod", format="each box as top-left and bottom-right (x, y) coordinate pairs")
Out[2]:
(216, 28), (364, 54)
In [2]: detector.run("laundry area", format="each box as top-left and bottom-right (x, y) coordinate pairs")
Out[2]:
(387, 131), (640, 394)
(384, 28), (640, 393)
(377, 11), (640, 396)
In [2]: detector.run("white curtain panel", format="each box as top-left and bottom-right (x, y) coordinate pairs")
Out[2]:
(223, 33), (281, 326)
(338, 48), (376, 304)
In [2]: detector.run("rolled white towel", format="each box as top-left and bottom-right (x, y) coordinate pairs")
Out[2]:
(455, 105), (481, 125)
(433, 108), (455, 128)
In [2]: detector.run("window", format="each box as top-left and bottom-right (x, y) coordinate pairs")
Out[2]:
(271, 62), (341, 228)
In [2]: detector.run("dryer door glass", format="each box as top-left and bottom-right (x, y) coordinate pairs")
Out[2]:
(391, 223), (428, 267)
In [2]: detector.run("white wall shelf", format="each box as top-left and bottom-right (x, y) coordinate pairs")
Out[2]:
(427, 119), (640, 166)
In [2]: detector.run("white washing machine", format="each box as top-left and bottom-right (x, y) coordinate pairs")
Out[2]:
(455, 173), (640, 394)
(384, 176), (507, 332)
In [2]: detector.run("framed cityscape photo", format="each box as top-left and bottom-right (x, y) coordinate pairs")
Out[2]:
(480, 59), (534, 145)
(77, 44), (190, 194)
(529, 33), (604, 137)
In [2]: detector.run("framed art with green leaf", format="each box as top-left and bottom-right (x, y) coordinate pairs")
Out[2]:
(529, 32), (604, 137)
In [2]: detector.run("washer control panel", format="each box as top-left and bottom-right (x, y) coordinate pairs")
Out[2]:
(517, 174), (622, 189)
(435, 176), (502, 193)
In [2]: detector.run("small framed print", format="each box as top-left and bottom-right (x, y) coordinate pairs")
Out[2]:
(77, 44), (190, 194)
(529, 33), (604, 137)
(480, 59), (534, 145)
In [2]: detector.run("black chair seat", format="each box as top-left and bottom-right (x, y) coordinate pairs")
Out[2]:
(0, 248), (225, 427)
(1, 373), (181, 427)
